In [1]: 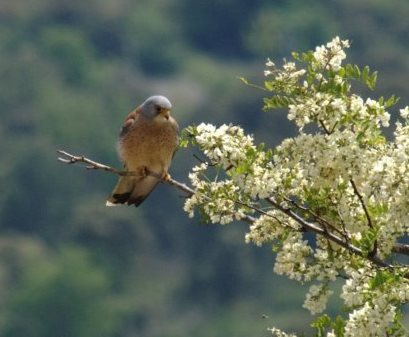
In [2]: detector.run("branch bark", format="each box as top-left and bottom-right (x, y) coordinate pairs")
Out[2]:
(265, 197), (390, 269)
(57, 149), (256, 224)
(57, 149), (409, 268)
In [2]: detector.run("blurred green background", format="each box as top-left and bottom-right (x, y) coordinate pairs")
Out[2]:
(0, 0), (408, 336)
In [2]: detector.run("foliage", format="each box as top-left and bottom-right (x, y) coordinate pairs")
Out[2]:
(183, 38), (409, 336)
(2, 246), (119, 337)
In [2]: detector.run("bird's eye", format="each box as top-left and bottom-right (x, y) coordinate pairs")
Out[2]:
(155, 106), (162, 113)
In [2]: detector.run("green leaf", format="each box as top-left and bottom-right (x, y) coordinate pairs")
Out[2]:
(179, 126), (197, 147)
(291, 51), (300, 60)
(368, 71), (378, 90)
(333, 316), (346, 337)
(301, 50), (315, 63)
(238, 76), (249, 85)
(361, 66), (378, 90)
(370, 270), (390, 289)
(384, 94), (400, 108)
(312, 315), (346, 337)
(264, 80), (274, 91)
(345, 64), (361, 80)
(359, 228), (378, 255)
(264, 95), (291, 110)
(362, 65), (370, 83)
(311, 314), (331, 337)
(354, 65), (361, 78)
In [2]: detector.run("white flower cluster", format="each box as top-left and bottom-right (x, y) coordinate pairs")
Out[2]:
(265, 59), (306, 94)
(183, 39), (409, 337)
(303, 283), (334, 315)
(190, 123), (282, 203)
(245, 212), (301, 247)
(400, 106), (409, 119)
(304, 239), (344, 283)
(342, 266), (409, 307)
(194, 123), (255, 170)
(237, 160), (279, 199)
(273, 232), (313, 282)
(268, 327), (297, 337)
(313, 36), (350, 71)
(288, 92), (390, 132)
(360, 116), (409, 257)
(339, 265), (409, 337)
(183, 162), (247, 224)
(344, 302), (396, 337)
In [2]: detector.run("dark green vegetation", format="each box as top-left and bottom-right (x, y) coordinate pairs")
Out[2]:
(1, 0), (408, 336)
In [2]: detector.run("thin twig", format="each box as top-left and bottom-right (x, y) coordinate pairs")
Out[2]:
(282, 196), (347, 239)
(349, 179), (374, 229)
(319, 120), (330, 134)
(337, 207), (352, 248)
(57, 150), (131, 176)
(350, 178), (378, 256)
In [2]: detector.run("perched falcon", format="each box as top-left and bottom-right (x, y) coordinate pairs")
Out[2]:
(106, 95), (179, 207)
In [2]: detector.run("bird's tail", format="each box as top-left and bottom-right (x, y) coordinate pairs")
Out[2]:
(106, 175), (158, 207)
(106, 176), (136, 207)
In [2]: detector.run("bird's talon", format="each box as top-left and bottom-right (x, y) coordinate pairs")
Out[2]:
(162, 173), (171, 181)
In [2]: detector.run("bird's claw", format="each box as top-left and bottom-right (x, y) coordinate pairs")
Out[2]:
(162, 172), (171, 181)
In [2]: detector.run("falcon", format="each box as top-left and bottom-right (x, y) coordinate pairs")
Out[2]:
(106, 95), (179, 207)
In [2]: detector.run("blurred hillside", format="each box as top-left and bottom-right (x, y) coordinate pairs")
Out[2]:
(0, 0), (408, 336)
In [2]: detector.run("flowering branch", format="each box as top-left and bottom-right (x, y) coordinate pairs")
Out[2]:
(59, 147), (409, 268)
(57, 149), (402, 269)
(264, 197), (391, 269)
(180, 38), (409, 337)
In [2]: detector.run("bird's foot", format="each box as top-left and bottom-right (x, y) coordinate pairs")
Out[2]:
(142, 167), (164, 180)
(161, 172), (172, 182)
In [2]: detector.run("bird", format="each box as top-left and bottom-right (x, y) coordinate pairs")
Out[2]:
(106, 95), (179, 207)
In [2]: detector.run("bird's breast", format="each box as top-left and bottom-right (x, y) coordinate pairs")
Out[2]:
(118, 118), (178, 174)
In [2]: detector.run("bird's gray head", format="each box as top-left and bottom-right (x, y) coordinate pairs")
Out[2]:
(140, 95), (172, 120)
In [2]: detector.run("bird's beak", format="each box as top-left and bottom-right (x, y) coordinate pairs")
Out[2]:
(161, 108), (170, 120)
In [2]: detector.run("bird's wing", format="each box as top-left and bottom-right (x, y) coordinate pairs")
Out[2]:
(170, 116), (180, 159)
(119, 106), (142, 138)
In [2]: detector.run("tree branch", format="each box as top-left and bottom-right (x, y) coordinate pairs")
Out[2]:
(349, 179), (374, 229)
(264, 197), (392, 270)
(349, 178), (378, 257)
(57, 150), (409, 270)
(57, 150), (130, 176)
(392, 243), (409, 255)
(56, 149), (256, 224)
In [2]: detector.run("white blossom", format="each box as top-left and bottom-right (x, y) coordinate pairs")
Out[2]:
(195, 123), (255, 170)
(313, 36), (350, 71)
(268, 327), (298, 337)
(273, 233), (313, 282)
(344, 302), (396, 337)
(183, 37), (409, 337)
(400, 106), (409, 119)
(303, 283), (334, 315)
